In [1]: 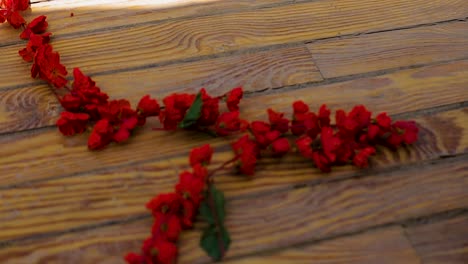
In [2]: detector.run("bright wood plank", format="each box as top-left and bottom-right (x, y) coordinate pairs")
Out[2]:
(0, 60), (467, 186)
(0, 45), (321, 133)
(1, 0), (467, 89)
(405, 215), (468, 264)
(307, 21), (468, 78)
(0, 108), (467, 240)
(224, 227), (420, 264)
(0, 155), (466, 263)
(0, 0), (305, 45)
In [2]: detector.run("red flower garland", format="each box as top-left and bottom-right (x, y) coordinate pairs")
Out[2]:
(2, 2), (419, 263)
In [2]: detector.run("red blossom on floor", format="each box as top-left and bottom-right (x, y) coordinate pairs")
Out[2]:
(20, 15), (48, 39)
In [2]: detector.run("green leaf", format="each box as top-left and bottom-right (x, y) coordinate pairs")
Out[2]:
(199, 184), (231, 261)
(210, 185), (226, 222)
(199, 200), (215, 225)
(200, 225), (231, 261)
(178, 92), (203, 128)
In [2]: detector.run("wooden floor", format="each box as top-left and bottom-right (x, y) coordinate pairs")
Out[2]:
(0, 0), (467, 263)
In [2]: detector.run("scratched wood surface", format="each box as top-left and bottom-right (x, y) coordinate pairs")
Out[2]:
(0, 0), (467, 263)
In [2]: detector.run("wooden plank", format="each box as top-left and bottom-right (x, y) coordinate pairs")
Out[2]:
(0, 0), (306, 45)
(1, 0), (467, 90)
(224, 227), (421, 264)
(0, 108), (467, 240)
(0, 60), (467, 185)
(308, 21), (468, 78)
(0, 45), (321, 134)
(2, 57), (468, 135)
(0, 154), (466, 263)
(405, 215), (468, 264)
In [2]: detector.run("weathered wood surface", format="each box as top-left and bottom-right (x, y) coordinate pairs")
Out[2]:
(0, 155), (466, 263)
(0, 108), (467, 241)
(308, 21), (468, 78)
(1, 61), (467, 187)
(224, 227), (422, 264)
(405, 215), (468, 264)
(0, 45), (321, 134)
(1, 0), (467, 263)
(1, 0), (467, 90)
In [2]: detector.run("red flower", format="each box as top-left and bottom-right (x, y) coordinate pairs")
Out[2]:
(318, 104), (331, 127)
(376, 112), (391, 129)
(267, 108), (289, 134)
(19, 32), (51, 62)
(124, 253), (144, 264)
(175, 171), (205, 205)
(59, 94), (81, 111)
(349, 105), (371, 129)
(152, 212), (182, 242)
(180, 200), (196, 228)
(296, 136), (313, 159)
(69, 68), (108, 119)
(320, 127), (341, 163)
(87, 121), (114, 150)
(232, 135), (258, 175)
(192, 163), (208, 182)
(215, 111), (241, 136)
(20, 15), (48, 39)
(353, 147), (376, 168)
(160, 93), (195, 129)
(189, 144), (213, 167)
(97, 99), (139, 144)
(387, 121), (419, 147)
(367, 124), (380, 141)
(250, 121), (272, 148)
(226, 87), (243, 112)
(31, 44), (68, 88)
(4, 0), (30, 11)
(146, 193), (182, 216)
(142, 238), (178, 264)
(56, 111), (89, 136)
(198, 88), (219, 126)
(271, 138), (290, 157)
(138, 94), (160, 119)
(5, 10), (25, 28)
(293, 100), (309, 116)
(312, 151), (331, 172)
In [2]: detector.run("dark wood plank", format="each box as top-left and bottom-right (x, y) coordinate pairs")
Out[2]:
(308, 21), (468, 78)
(405, 215), (468, 264)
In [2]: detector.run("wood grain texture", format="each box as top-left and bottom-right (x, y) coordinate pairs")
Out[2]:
(0, 0), (308, 45)
(0, 108), (467, 241)
(307, 21), (468, 78)
(0, 155), (466, 263)
(1, 0), (467, 90)
(0, 45), (321, 134)
(224, 227), (421, 264)
(405, 215), (468, 264)
(0, 59), (467, 186)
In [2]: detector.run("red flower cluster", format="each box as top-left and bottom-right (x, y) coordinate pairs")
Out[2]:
(159, 87), (246, 135)
(56, 68), (160, 150)
(125, 144), (214, 264)
(293, 103), (419, 172)
(0, 0), (29, 28)
(15, 15), (160, 149)
(227, 102), (418, 175)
